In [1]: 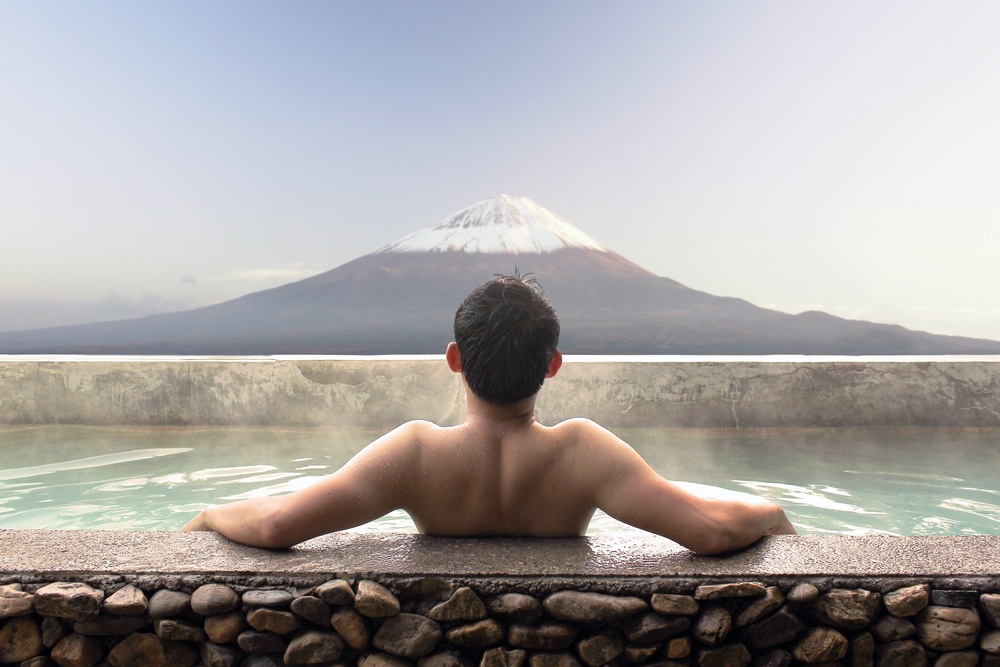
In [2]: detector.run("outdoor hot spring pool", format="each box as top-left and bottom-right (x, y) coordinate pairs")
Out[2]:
(1, 425), (998, 536)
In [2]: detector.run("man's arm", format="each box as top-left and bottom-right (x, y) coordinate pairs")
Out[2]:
(182, 422), (423, 547)
(577, 421), (796, 554)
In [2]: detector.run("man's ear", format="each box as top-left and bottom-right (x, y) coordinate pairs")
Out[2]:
(545, 350), (563, 378)
(446, 342), (463, 373)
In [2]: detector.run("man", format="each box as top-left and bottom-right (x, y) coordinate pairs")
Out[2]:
(184, 274), (795, 553)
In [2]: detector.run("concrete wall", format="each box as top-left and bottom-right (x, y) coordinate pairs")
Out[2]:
(2, 355), (999, 428)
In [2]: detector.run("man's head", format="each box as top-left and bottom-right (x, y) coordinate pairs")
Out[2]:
(451, 273), (561, 405)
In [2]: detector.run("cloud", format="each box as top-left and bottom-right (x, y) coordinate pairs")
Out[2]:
(198, 262), (329, 284)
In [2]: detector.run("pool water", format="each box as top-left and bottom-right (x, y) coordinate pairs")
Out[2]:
(0, 425), (998, 536)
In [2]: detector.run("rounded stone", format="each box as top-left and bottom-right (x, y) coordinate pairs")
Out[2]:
(428, 587), (487, 622)
(872, 614), (916, 642)
(153, 618), (207, 643)
(528, 652), (581, 667)
(935, 650), (982, 667)
(508, 623), (577, 651)
(543, 591), (647, 624)
(917, 605), (981, 651)
(811, 588), (880, 629)
(191, 584), (240, 616)
(373, 613), (443, 658)
(981, 594), (1000, 628)
(284, 629), (345, 665)
(0, 615), (43, 663)
(876, 639), (927, 667)
(884, 584), (931, 617)
(623, 612), (690, 643)
(315, 579), (356, 606)
(34, 582), (104, 621)
(106, 632), (199, 667)
(982, 629), (1000, 654)
(697, 642), (751, 667)
(576, 631), (624, 667)
(51, 632), (103, 667)
(247, 607), (302, 635)
(792, 626), (848, 663)
(103, 584), (148, 616)
(356, 580), (401, 618)
(785, 583), (819, 604)
(650, 593), (699, 616)
(445, 619), (505, 648)
(238, 629), (289, 654)
(204, 610), (247, 643)
(419, 649), (474, 667)
(147, 590), (191, 619)
(487, 594), (543, 623)
(695, 582), (766, 600)
(693, 606), (732, 645)
(331, 607), (371, 649)
(290, 595), (331, 627)
(243, 589), (294, 608)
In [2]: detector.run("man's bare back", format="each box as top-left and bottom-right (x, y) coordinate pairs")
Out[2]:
(184, 341), (796, 553)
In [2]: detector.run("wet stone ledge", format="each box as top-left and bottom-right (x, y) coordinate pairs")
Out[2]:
(2, 532), (1000, 666)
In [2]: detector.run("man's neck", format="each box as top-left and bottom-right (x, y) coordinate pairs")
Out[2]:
(463, 388), (537, 426)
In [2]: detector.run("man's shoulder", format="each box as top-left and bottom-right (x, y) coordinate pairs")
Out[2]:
(547, 417), (611, 437)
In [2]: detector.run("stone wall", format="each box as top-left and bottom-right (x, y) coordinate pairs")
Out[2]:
(2, 356), (1000, 428)
(3, 573), (1000, 666)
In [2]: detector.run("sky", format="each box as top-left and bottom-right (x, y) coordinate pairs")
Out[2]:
(3, 1), (1000, 341)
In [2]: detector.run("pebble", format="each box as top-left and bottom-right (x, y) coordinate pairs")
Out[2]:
(785, 583), (819, 604)
(876, 639), (926, 667)
(576, 631), (623, 667)
(622, 612), (690, 643)
(284, 629), (345, 665)
(487, 594), (543, 623)
(190, 584), (239, 616)
(153, 618), (207, 643)
(480, 647), (527, 667)
(356, 580), (401, 618)
(373, 613), (443, 658)
(984, 629), (1000, 654)
(650, 593), (699, 616)
(103, 584), (148, 616)
(624, 643), (660, 662)
(106, 632), (199, 667)
(528, 652), (581, 667)
(883, 584), (930, 617)
(935, 650), (980, 667)
(237, 629), (288, 654)
(851, 631), (875, 667)
(73, 614), (148, 636)
(0, 615), (43, 664)
(429, 587), (488, 622)
(247, 607), (302, 635)
(199, 641), (242, 667)
(289, 594), (331, 627)
(361, 652), (414, 667)
(40, 616), (67, 648)
(791, 626), (848, 663)
(507, 622), (578, 650)
(811, 588), (880, 629)
(693, 606), (732, 646)
(34, 583), (104, 622)
(871, 615), (916, 643)
(917, 606), (981, 651)
(332, 607), (371, 649)
(243, 589), (294, 608)
(543, 591), (647, 624)
(50, 632), (103, 667)
(445, 619), (506, 648)
(204, 610), (247, 643)
(147, 589), (191, 619)
(735, 586), (783, 627)
(694, 582), (766, 601)
(0, 591), (34, 619)
(420, 649), (474, 667)
(697, 642), (751, 667)
(982, 594), (1000, 628)
(743, 607), (804, 650)
(315, 579), (356, 606)
(932, 590), (979, 609)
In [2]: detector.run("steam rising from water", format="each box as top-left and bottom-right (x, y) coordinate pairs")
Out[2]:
(1, 425), (999, 535)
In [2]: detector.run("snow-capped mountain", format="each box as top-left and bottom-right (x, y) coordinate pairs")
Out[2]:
(378, 194), (608, 254)
(2, 195), (1000, 355)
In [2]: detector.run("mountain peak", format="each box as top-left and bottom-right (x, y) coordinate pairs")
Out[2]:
(377, 194), (609, 255)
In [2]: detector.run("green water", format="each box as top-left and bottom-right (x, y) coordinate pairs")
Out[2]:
(0, 425), (997, 536)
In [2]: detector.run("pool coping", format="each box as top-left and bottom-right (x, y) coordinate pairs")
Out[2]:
(3, 531), (999, 593)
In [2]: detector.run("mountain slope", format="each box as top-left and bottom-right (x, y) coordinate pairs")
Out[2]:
(2, 194), (999, 355)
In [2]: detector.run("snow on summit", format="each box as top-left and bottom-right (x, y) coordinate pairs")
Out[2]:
(378, 194), (609, 254)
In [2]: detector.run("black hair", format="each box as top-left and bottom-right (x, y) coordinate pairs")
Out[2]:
(453, 272), (560, 405)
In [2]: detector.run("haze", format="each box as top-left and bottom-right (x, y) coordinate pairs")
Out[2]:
(3, 1), (999, 341)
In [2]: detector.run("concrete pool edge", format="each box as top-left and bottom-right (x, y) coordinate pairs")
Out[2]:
(3, 532), (1000, 666)
(2, 531), (1000, 589)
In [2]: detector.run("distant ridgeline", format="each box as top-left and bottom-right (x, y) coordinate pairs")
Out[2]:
(2, 194), (999, 355)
